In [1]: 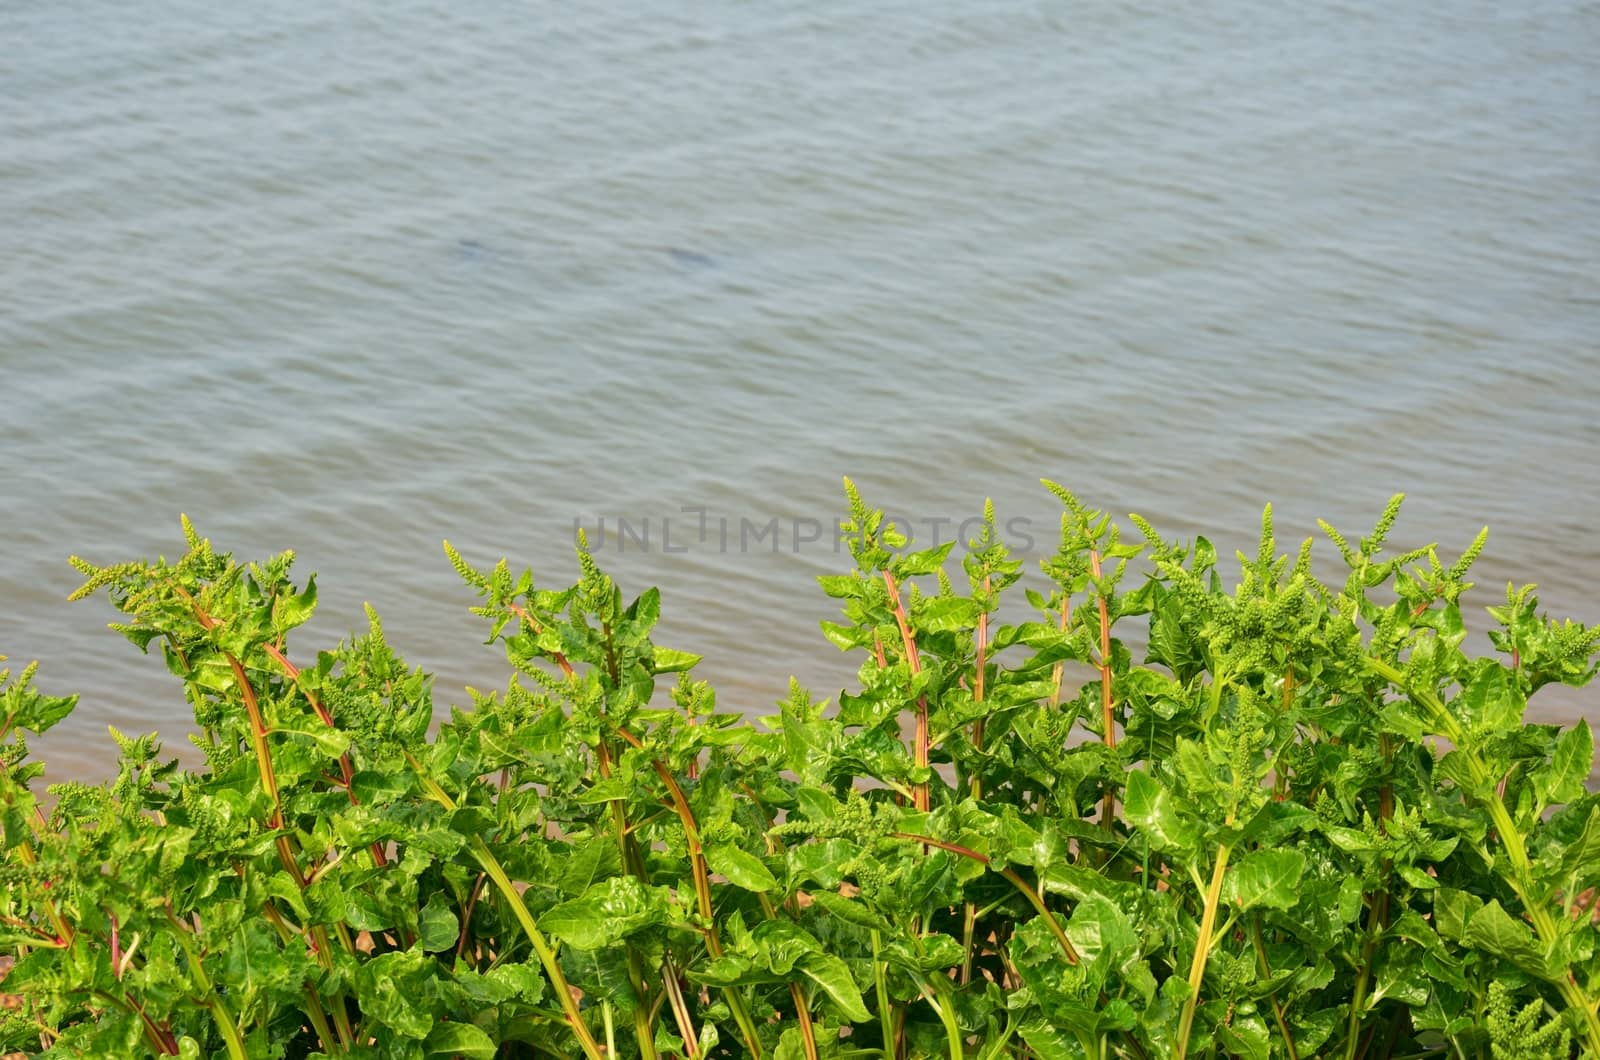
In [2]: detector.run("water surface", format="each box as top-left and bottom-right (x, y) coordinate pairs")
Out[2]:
(3, 0), (1596, 781)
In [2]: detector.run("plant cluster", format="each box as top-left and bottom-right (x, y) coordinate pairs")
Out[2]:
(2, 482), (1598, 1059)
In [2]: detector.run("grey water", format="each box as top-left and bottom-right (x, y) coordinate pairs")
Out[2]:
(3, 0), (1597, 783)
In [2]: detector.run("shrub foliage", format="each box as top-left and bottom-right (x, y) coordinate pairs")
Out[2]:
(2, 482), (1598, 1058)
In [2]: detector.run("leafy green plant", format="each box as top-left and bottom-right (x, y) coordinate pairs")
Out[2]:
(3, 484), (1597, 1058)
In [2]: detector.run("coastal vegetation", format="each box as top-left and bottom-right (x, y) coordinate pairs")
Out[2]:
(2, 482), (1597, 1058)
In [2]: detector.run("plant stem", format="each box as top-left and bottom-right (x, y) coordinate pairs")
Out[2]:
(1089, 550), (1117, 830)
(608, 726), (765, 1058)
(262, 641), (387, 868)
(1175, 838), (1232, 1059)
(661, 956), (701, 1059)
(918, 975), (965, 1060)
(962, 576), (991, 984)
(407, 755), (605, 1060)
(893, 832), (1079, 966)
(882, 571), (930, 813)
(1250, 914), (1299, 1060)
(8, 840), (74, 947)
(222, 653), (298, 882)
(971, 574), (991, 800)
(1346, 737), (1396, 1060)
(629, 949), (660, 1060)
(759, 893), (820, 1060)
(455, 873), (486, 962)
(1365, 657), (1600, 1056)
(1175, 657), (1236, 1060)
(221, 647), (359, 1047)
(166, 909), (249, 1060)
(596, 739), (660, 1060)
(871, 930), (898, 1060)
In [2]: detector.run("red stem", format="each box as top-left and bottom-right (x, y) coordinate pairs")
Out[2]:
(1089, 550), (1117, 829)
(882, 572), (929, 813)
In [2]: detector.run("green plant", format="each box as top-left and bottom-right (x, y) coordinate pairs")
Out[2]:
(2, 484), (1597, 1058)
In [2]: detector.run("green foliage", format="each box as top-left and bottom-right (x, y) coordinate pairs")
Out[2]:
(3, 486), (1598, 1059)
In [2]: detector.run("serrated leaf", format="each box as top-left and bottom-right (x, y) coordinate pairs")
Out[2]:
(8, 690), (79, 736)
(277, 719), (351, 759)
(629, 586), (661, 630)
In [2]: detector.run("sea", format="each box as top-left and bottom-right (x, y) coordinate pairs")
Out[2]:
(3, 0), (1596, 783)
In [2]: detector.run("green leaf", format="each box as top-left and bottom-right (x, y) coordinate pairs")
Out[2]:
(275, 575), (318, 633)
(651, 647), (701, 674)
(1018, 1019), (1081, 1060)
(351, 770), (413, 804)
(1436, 750), (1493, 800)
(7, 690), (78, 736)
(1123, 769), (1198, 854)
(417, 892), (460, 953)
(707, 842), (778, 892)
(557, 836), (622, 897)
(915, 596), (981, 632)
(1540, 719), (1592, 806)
(1433, 887), (1482, 942)
(816, 574), (864, 599)
(1396, 864), (1438, 890)
(1066, 892), (1139, 975)
(261, 870), (312, 923)
(541, 876), (671, 949)
(1553, 805), (1600, 889)
(1372, 948), (1430, 1007)
(1461, 899), (1548, 977)
(275, 716), (351, 759)
(820, 620), (869, 651)
(628, 586), (661, 630)
(1337, 875), (1365, 924)
(1456, 662), (1523, 735)
(798, 951), (871, 1023)
(482, 962), (546, 1004)
(807, 889), (887, 930)
(356, 949), (434, 1039)
(1216, 1014), (1272, 1060)
(895, 542), (955, 577)
(1223, 850), (1306, 912)
(425, 1021), (497, 1059)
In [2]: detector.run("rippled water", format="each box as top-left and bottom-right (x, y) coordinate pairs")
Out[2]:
(3, 0), (1597, 782)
